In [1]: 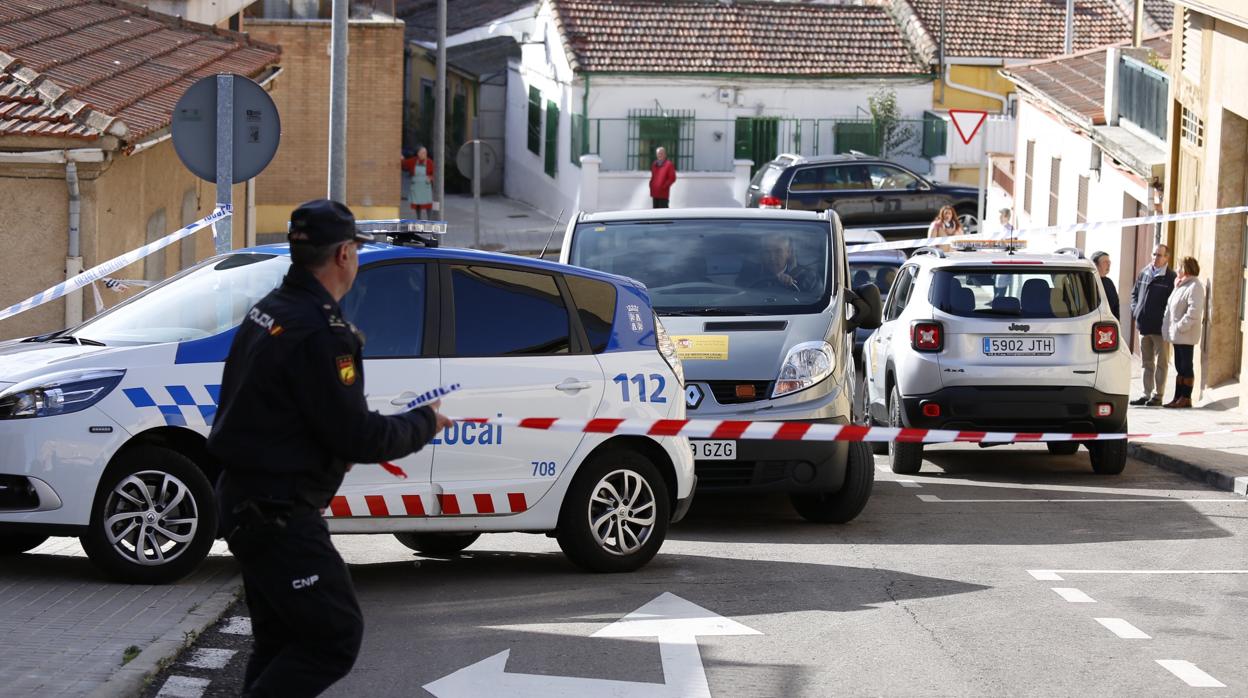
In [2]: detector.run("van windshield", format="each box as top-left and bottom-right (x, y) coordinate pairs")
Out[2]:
(569, 218), (833, 315)
(931, 267), (1098, 318)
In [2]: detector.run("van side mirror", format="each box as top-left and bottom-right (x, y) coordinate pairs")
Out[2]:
(846, 284), (883, 331)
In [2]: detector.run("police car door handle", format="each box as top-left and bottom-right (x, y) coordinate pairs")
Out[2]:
(555, 379), (592, 393)
(390, 391), (420, 405)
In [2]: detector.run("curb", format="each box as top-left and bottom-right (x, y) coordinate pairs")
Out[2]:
(91, 574), (244, 698)
(1128, 442), (1248, 496)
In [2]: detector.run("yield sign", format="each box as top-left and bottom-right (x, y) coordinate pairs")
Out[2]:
(423, 592), (761, 697)
(948, 109), (988, 145)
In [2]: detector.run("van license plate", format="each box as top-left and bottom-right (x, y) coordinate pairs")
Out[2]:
(982, 336), (1055, 356)
(690, 440), (736, 460)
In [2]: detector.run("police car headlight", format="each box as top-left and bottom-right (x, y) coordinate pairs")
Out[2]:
(773, 341), (834, 398)
(654, 315), (684, 386)
(0, 369), (125, 419)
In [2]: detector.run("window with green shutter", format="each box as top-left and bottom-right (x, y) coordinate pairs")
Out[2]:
(527, 87), (541, 155)
(544, 101), (559, 178)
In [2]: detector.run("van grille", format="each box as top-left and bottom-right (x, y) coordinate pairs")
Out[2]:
(707, 381), (773, 404)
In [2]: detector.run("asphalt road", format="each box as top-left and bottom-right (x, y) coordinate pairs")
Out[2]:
(148, 445), (1248, 697)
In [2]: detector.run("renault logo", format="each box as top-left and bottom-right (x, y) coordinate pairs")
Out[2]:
(685, 384), (704, 409)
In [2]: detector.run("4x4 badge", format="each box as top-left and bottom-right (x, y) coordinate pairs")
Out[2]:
(1008, 323), (1031, 332)
(685, 384), (704, 409)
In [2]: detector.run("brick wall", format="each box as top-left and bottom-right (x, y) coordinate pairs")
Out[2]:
(247, 19), (405, 232)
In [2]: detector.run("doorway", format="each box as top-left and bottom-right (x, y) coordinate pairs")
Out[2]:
(1123, 193), (1150, 350)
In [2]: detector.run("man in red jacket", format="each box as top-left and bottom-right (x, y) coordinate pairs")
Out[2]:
(649, 146), (676, 208)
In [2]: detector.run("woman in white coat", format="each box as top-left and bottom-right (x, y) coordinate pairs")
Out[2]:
(1161, 256), (1205, 408)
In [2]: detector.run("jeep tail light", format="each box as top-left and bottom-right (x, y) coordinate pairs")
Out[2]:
(1092, 322), (1118, 352)
(1095, 403), (1113, 417)
(759, 195), (783, 209)
(910, 321), (943, 352)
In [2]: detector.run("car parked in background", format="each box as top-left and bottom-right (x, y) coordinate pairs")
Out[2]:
(862, 246), (1130, 475)
(745, 153), (980, 238)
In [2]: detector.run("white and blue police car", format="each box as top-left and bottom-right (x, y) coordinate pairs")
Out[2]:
(0, 225), (694, 583)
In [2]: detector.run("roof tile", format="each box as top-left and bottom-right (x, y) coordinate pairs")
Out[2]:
(906, 0), (1144, 59)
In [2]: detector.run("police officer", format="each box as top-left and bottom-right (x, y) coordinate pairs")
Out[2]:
(207, 199), (450, 697)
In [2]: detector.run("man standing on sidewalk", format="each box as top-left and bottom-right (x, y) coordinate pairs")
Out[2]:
(1130, 243), (1176, 406)
(649, 146), (676, 208)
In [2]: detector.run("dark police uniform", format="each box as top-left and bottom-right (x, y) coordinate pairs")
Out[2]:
(208, 199), (438, 697)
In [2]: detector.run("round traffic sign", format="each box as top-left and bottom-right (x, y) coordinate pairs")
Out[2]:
(455, 140), (498, 179)
(172, 74), (281, 184)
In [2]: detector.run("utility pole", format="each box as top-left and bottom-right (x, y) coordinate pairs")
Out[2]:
(434, 0), (447, 215)
(328, 0), (348, 201)
(1132, 0), (1145, 47)
(1064, 0), (1074, 55)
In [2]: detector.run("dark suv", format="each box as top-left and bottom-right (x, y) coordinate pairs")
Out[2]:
(745, 153), (979, 239)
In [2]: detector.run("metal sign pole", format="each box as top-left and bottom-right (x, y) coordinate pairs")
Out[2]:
(214, 74), (234, 255)
(978, 152), (988, 235)
(473, 140), (481, 248)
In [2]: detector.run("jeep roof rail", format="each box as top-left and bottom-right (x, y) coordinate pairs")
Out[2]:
(1054, 247), (1085, 259)
(911, 246), (946, 258)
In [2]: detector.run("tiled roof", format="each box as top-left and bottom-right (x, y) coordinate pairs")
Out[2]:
(0, 0), (280, 144)
(1143, 0), (1174, 31)
(551, 0), (930, 76)
(398, 0), (534, 43)
(1002, 33), (1171, 125)
(904, 0), (1135, 59)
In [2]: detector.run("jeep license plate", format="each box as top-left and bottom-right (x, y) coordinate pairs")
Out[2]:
(690, 440), (736, 460)
(982, 336), (1055, 356)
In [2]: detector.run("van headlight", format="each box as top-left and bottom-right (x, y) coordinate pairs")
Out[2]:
(772, 341), (833, 398)
(654, 315), (684, 386)
(0, 369), (125, 419)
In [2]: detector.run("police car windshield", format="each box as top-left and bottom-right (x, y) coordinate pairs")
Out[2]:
(570, 219), (832, 315)
(71, 254), (290, 345)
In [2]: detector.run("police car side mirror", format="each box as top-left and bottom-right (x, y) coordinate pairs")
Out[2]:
(845, 284), (883, 332)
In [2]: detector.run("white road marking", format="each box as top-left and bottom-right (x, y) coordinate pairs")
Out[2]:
(183, 647), (237, 670)
(897, 479), (921, 488)
(1029, 569), (1248, 581)
(1156, 660), (1227, 688)
(156, 675), (210, 698)
(1095, 618), (1151, 639)
(219, 616), (252, 635)
(1051, 588), (1096, 603)
(918, 494), (1244, 503)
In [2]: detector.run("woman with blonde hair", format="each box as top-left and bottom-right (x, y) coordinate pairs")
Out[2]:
(1162, 255), (1205, 409)
(928, 205), (963, 238)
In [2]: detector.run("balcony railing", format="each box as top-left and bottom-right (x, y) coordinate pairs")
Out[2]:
(1118, 55), (1169, 141)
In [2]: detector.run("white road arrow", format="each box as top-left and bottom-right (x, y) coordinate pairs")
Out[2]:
(422, 592), (760, 698)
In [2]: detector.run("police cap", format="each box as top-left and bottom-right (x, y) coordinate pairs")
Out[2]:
(288, 199), (374, 246)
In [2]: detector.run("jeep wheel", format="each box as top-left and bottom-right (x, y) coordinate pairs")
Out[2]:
(789, 442), (875, 523)
(1046, 441), (1080, 456)
(1088, 438), (1127, 475)
(957, 209), (979, 235)
(888, 385), (923, 474)
(80, 445), (217, 584)
(0, 534), (48, 555)
(394, 532), (480, 557)
(557, 450), (670, 573)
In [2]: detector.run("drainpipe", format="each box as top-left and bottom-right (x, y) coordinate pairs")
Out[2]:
(943, 63), (1007, 112)
(65, 159), (83, 328)
(581, 73), (590, 164)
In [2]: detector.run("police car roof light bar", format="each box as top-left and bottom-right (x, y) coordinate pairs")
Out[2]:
(356, 219), (448, 248)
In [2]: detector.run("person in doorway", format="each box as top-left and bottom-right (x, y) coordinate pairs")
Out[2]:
(649, 147), (676, 208)
(1162, 256), (1205, 409)
(1091, 251), (1120, 320)
(1129, 243), (1176, 406)
(928, 205), (963, 238)
(402, 147), (434, 220)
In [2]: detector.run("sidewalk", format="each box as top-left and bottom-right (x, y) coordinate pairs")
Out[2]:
(400, 178), (564, 256)
(1125, 361), (1248, 496)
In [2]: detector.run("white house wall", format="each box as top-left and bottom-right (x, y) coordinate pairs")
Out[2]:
(1013, 97), (1152, 325)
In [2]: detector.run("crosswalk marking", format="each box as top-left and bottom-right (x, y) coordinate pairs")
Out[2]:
(156, 675), (210, 698)
(1094, 617), (1151, 639)
(1156, 660), (1227, 688)
(183, 647), (237, 670)
(1050, 588), (1095, 603)
(220, 616), (252, 635)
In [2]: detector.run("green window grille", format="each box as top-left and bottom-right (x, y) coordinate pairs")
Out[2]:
(734, 117), (780, 175)
(570, 113), (585, 167)
(418, 79), (435, 149)
(451, 89), (468, 149)
(527, 87), (541, 155)
(834, 121), (880, 156)
(544, 100), (559, 178)
(627, 108), (694, 171)
(921, 111), (947, 159)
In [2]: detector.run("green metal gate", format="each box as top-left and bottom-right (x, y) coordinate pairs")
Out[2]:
(627, 108), (694, 171)
(734, 117), (780, 174)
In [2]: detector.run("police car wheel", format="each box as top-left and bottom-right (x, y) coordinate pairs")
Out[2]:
(789, 441), (875, 523)
(888, 385), (923, 475)
(0, 534), (48, 555)
(80, 445), (217, 584)
(1046, 441), (1080, 456)
(393, 532), (480, 557)
(557, 450), (670, 573)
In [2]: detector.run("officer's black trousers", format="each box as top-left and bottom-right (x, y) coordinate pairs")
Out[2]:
(227, 510), (364, 697)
